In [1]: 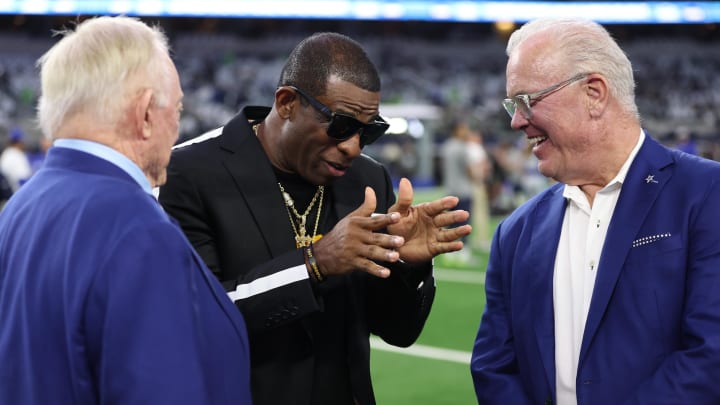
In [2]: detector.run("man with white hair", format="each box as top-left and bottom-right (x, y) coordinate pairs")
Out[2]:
(471, 18), (720, 404)
(0, 16), (251, 404)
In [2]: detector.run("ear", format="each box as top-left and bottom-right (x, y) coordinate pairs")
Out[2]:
(274, 86), (298, 120)
(134, 88), (154, 139)
(585, 74), (609, 118)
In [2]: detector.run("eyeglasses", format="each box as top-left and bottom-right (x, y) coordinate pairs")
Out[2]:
(502, 73), (588, 119)
(288, 85), (390, 147)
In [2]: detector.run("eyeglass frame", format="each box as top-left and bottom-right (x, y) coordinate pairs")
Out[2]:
(287, 85), (390, 147)
(502, 73), (589, 119)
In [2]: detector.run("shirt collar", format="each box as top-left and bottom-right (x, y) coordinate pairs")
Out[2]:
(563, 129), (645, 200)
(53, 138), (152, 194)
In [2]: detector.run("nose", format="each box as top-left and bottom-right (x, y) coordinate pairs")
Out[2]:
(336, 133), (362, 157)
(509, 109), (530, 130)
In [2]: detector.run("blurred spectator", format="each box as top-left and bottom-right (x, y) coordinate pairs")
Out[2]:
(27, 136), (52, 174)
(0, 126), (32, 192)
(673, 126), (698, 155)
(489, 138), (524, 214)
(467, 130), (491, 251)
(442, 122), (473, 228)
(0, 171), (11, 208)
(397, 138), (419, 181)
(441, 121), (475, 263)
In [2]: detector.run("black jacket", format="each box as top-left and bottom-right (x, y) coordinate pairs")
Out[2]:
(159, 106), (436, 405)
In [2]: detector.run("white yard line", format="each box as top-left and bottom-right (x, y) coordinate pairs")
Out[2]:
(368, 269), (482, 364)
(370, 336), (471, 365)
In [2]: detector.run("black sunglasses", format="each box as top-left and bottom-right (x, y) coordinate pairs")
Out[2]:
(288, 85), (390, 147)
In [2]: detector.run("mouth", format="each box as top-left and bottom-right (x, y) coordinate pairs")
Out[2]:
(325, 161), (349, 176)
(528, 135), (548, 148)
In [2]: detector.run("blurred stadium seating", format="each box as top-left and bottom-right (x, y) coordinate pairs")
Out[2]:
(1, 17), (718, 210)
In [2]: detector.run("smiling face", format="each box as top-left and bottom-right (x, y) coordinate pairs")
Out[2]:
(273, 76), (382, 185)
(505, 34), (599, 186)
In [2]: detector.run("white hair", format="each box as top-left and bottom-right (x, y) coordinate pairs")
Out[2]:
(37, 16), (171, 138)
(507, 18), (639, 118)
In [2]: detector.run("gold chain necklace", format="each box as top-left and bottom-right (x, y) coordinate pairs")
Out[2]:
(253, 122), (324, 248)
(278, 182), (324, 248)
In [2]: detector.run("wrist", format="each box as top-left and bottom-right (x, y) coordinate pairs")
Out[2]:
(304, 243), (325, 283)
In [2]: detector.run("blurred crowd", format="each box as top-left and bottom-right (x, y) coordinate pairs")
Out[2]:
(1, 21), (719, 211)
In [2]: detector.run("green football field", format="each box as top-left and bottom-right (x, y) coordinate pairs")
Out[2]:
(370, 253), (488, 405)
(370, 187), (495, 405)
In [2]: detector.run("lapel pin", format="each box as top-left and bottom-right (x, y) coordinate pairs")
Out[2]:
(644, 174), (658, 184)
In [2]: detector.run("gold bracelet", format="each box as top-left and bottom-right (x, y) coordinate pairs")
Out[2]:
(305, 244), (324, 282)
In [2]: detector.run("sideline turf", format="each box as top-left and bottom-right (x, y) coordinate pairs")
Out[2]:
(370, 186), (493, 404)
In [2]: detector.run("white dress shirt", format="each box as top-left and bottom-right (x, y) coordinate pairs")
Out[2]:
(554, 131), (645, 405)
(54, 138), (152, 195)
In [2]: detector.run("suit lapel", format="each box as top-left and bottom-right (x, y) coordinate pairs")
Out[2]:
(579, 136), (674, 362)
(218, 112), (297, 256)
(526, 188), (566, 392)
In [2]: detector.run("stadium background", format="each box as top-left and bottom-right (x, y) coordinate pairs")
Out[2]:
(0, 2), (718, 403)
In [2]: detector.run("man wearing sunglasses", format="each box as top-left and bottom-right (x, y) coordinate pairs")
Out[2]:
(471, 18), (720, 404)
(159, 32), (470, 405)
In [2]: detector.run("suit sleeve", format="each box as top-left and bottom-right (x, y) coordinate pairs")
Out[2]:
(366, 166), (436, 347)
(84, 221), (244, 404)
(471, 221), (534, 404)
(366, 260), (435, 347)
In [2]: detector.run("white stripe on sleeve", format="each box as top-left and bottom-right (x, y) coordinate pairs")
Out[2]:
(173, 127), (224, 150)
(227, 264), (309, 301)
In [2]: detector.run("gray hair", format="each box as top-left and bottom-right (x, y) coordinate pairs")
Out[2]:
(507, 18), (638, 118)
(37, 16), (171, 138)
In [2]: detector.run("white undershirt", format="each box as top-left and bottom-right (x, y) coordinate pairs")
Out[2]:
(553, 131), (644, 405)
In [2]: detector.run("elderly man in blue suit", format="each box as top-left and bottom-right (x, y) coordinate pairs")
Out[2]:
(471, 18), (720, 404)
(0, 16), (251, 404)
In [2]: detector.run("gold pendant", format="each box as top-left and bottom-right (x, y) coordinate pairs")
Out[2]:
(295, 235), (313, 248)
(277, 182), (324, 250)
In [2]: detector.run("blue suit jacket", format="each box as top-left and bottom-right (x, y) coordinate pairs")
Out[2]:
(471, 136), (720, 404)
(0, 147), (252, 404)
